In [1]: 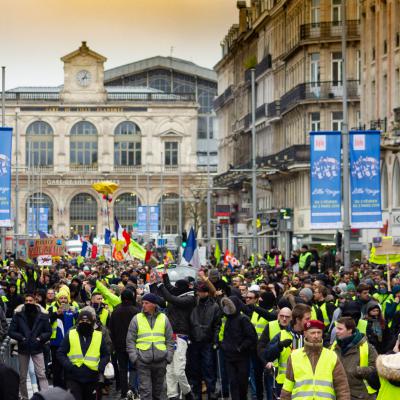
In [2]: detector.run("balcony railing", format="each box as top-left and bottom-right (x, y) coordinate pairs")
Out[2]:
(258, 144), (310, 170)
(280, 80), (360, 114)
(69, 165), (98, 172)
(213, 85), (234, 110)
(300, 20), (360, 41)
(255, 54), (272, 78)
(267, 100), (280, 118)
(2, 92), (60, 101)
(256, 104), (267, 120)
(113, 165), (142, 173)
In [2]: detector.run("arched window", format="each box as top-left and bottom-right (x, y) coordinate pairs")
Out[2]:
(26, 121), (53, 167)
(26, 193), (53, 235)
(393, 159), (400, 208)
(70, 193), (97, 236)
(381, 163), (388, 209)
(70, 121), (98, 166)
(114, 122), (141, 166)
(114, 193), (141, 230)
(159, 193), (182, 234)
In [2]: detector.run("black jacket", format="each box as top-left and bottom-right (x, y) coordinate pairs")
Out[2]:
(5, 293), (24, 318)
(57, 328), (109, 383)
(221, 297), (257, 361)
(0, 362), (19, 400)
(109, 302), (139, 352)
(190, 296), (221, 344)
(8, 304), (51, 355)
(157, 283), (196, 335)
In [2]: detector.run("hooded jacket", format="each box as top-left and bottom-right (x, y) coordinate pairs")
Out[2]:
(8, 304), (51, 355)
(375, 352), (400, 396)
(220, 296), (257, 361)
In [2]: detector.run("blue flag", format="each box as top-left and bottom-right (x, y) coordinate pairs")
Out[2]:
(38, 230), (48, 239)
(104, 228), (111, 245)
(0, 128), (12, 227)
(81, 241), (88, 257)
(182, 227), (201, 268)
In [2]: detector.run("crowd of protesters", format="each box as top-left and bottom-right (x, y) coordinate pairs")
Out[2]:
(0, 244), (399, 400)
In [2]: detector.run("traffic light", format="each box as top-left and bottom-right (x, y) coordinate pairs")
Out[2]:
(335, 231), (342, 252)
(280, 208), (292, 220)
(182, 230), (188, 248)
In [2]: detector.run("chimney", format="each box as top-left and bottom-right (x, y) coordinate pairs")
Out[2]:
(237, 1), (248, 34)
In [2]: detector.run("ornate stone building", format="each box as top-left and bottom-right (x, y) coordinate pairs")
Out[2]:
(3, 42), (217, 245)
(214, 0), (361, 257)
(360, 0), (400, 241)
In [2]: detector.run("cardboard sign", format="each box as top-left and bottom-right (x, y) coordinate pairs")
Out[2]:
(37, 255), (52, 266)
(28, 238), (65, 258)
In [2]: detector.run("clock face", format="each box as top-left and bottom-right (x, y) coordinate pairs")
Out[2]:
(76, 70), (91, 87)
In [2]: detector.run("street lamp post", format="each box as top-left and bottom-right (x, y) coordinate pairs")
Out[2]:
(251, 68), (258, 260)
(206, 113), (212, 257)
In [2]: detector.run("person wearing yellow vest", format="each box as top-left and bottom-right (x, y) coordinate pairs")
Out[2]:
(332, 316), (378, 400)
(56, 309), (109, 400)
(127, 293), (174, 400)
(311, 285), (335, 328)
(281, 319), (351, 400)
(298, 245), (313, 271)
(257, 307), (292, 400)
(375, 350), (400, 399)
(90, 292), (110, 328)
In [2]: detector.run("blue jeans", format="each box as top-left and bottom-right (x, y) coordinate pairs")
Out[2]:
(187, 342), (217, 397)
(249, 354), (264, 400)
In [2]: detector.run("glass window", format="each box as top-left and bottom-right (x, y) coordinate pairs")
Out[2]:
(310, 112), (320, 131)
(332, 0), (342, 23)
(197, 116), (214, 139)
(173, 72), (195, 94)
(26, 121), (54, 167)
(114, 121), (142, 166)
(332, 111), (343, 131)
(149, 69), (171, 92)
(165, 142), (178, 166)
(381, 163), (388, 209)
(70, 193), (97, 236)
(331, 52), (343, 86)
(310, 53), (320, 85)
(114, 193), (141, 230)
(197, 79), (217, 113)
(311, 0), (320, 24)
(70, 121), (98, 166)
(159, 193), (181, 234)
(26, 193), (53, 235)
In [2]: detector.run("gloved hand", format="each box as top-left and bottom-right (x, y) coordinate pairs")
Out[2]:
(278, 339), (292, 350)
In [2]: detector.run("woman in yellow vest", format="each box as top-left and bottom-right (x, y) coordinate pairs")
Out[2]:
(56, 309), (109, 400)
(281, 319), (351, 400)
(332, 316), (378, 399)
(375, 351), (400, 399)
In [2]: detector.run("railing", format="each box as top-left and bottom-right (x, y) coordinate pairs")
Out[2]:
(280, 80), (360, 114)
(267, 100), (280, 118)
(0, 92), (196, 102)
(370, 118), (387, 131)
(300, 20), (360, 41)
(256, 104), (267, 120)
(213, 85), (234, 110)
(255, 54), (272, 78)
(113, 165), (142, 173)
(69, 165), (99, 172)
(258, 144), (310, 169)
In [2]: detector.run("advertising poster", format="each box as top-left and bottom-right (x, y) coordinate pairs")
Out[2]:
(310, 131), (342, 229)
(0, 127), (13, 227)
(350, 130), (382, 228)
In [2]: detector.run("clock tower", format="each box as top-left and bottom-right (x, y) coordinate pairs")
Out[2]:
(60, 41), (107, 103)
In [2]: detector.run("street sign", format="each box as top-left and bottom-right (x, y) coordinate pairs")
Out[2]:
(269, 218), (278, 228)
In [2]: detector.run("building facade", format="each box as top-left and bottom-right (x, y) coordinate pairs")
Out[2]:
(3, 42), (217, 245)
(214, 0), (361, 257)
(360, 0), (400, 242)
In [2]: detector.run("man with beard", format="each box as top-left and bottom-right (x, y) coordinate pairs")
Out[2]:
(8, 293), (51, 400)
(57, 310), (109, 400)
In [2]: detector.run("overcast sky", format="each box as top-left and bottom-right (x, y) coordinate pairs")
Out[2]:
(0, 0), (238, 89)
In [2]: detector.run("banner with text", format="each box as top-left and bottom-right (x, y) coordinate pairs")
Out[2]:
(28, 207), (49, 236)
(0, 128), (13, 227)
(137, 205), (159, 234)
(310, 131), (342, 229)
(350, 130), (382, 228)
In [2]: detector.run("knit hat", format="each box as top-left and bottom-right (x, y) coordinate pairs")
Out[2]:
(346, 283), (356, 292)
(304, 319), (324, 331)
(142, 293), (159, 305)
(78, 306), (95, 324)
(260, 291), (276, 309)
(299, 288), (313, 302)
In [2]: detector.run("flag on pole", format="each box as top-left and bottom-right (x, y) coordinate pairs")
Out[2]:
(104, 228), (111, 245)
(122, 230), (131, 253)
(114, 217), (124, 240)
(166, 250), (174, 262)
(91, 245), (98, 259)
(182, 227), (201, 269)
(129, 240), (147, 261)
(38, 230), (48, 239)
(214, 241), (221, 263)
(81, 241), (88, 257)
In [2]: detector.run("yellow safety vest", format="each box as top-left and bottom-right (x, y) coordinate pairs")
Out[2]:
(276, 330), (293, 384)
(299, 252), (311, 269)
(331, 340), (376, 394)
(357, 319), (367, 334)
(136, 312), (167, 351)
(99, 308), (109, 327)
(311, 302), (330, 327)
(251, 311), (268, 338)
(377, 376), (400, 399)
(219, 316), (226, 342)
(267, 254), (282, 268)
(268, 320), (281, 341)
(283, 347), (337, 400)
(67, 328), (102, 371)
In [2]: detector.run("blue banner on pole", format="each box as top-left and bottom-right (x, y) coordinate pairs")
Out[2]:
(310, 131), (342, 229)
(350, 130), (382, 228)
(0, 128), (13, 227)
(137, 205), (159, 234)
(28, 207), (49, 236)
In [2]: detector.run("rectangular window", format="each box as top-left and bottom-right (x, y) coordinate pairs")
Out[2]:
(331, 52), (343, 86)
(165, 142), (178, 166)
(357, 50), (361, 82)
(332, 111), (343, 131)
(311, 0), (320, 24)
(310, 112), (321, 131)
(332, 0), (342, 23)
(310, 53), (320, 85)
(197, 116), (214, 139)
